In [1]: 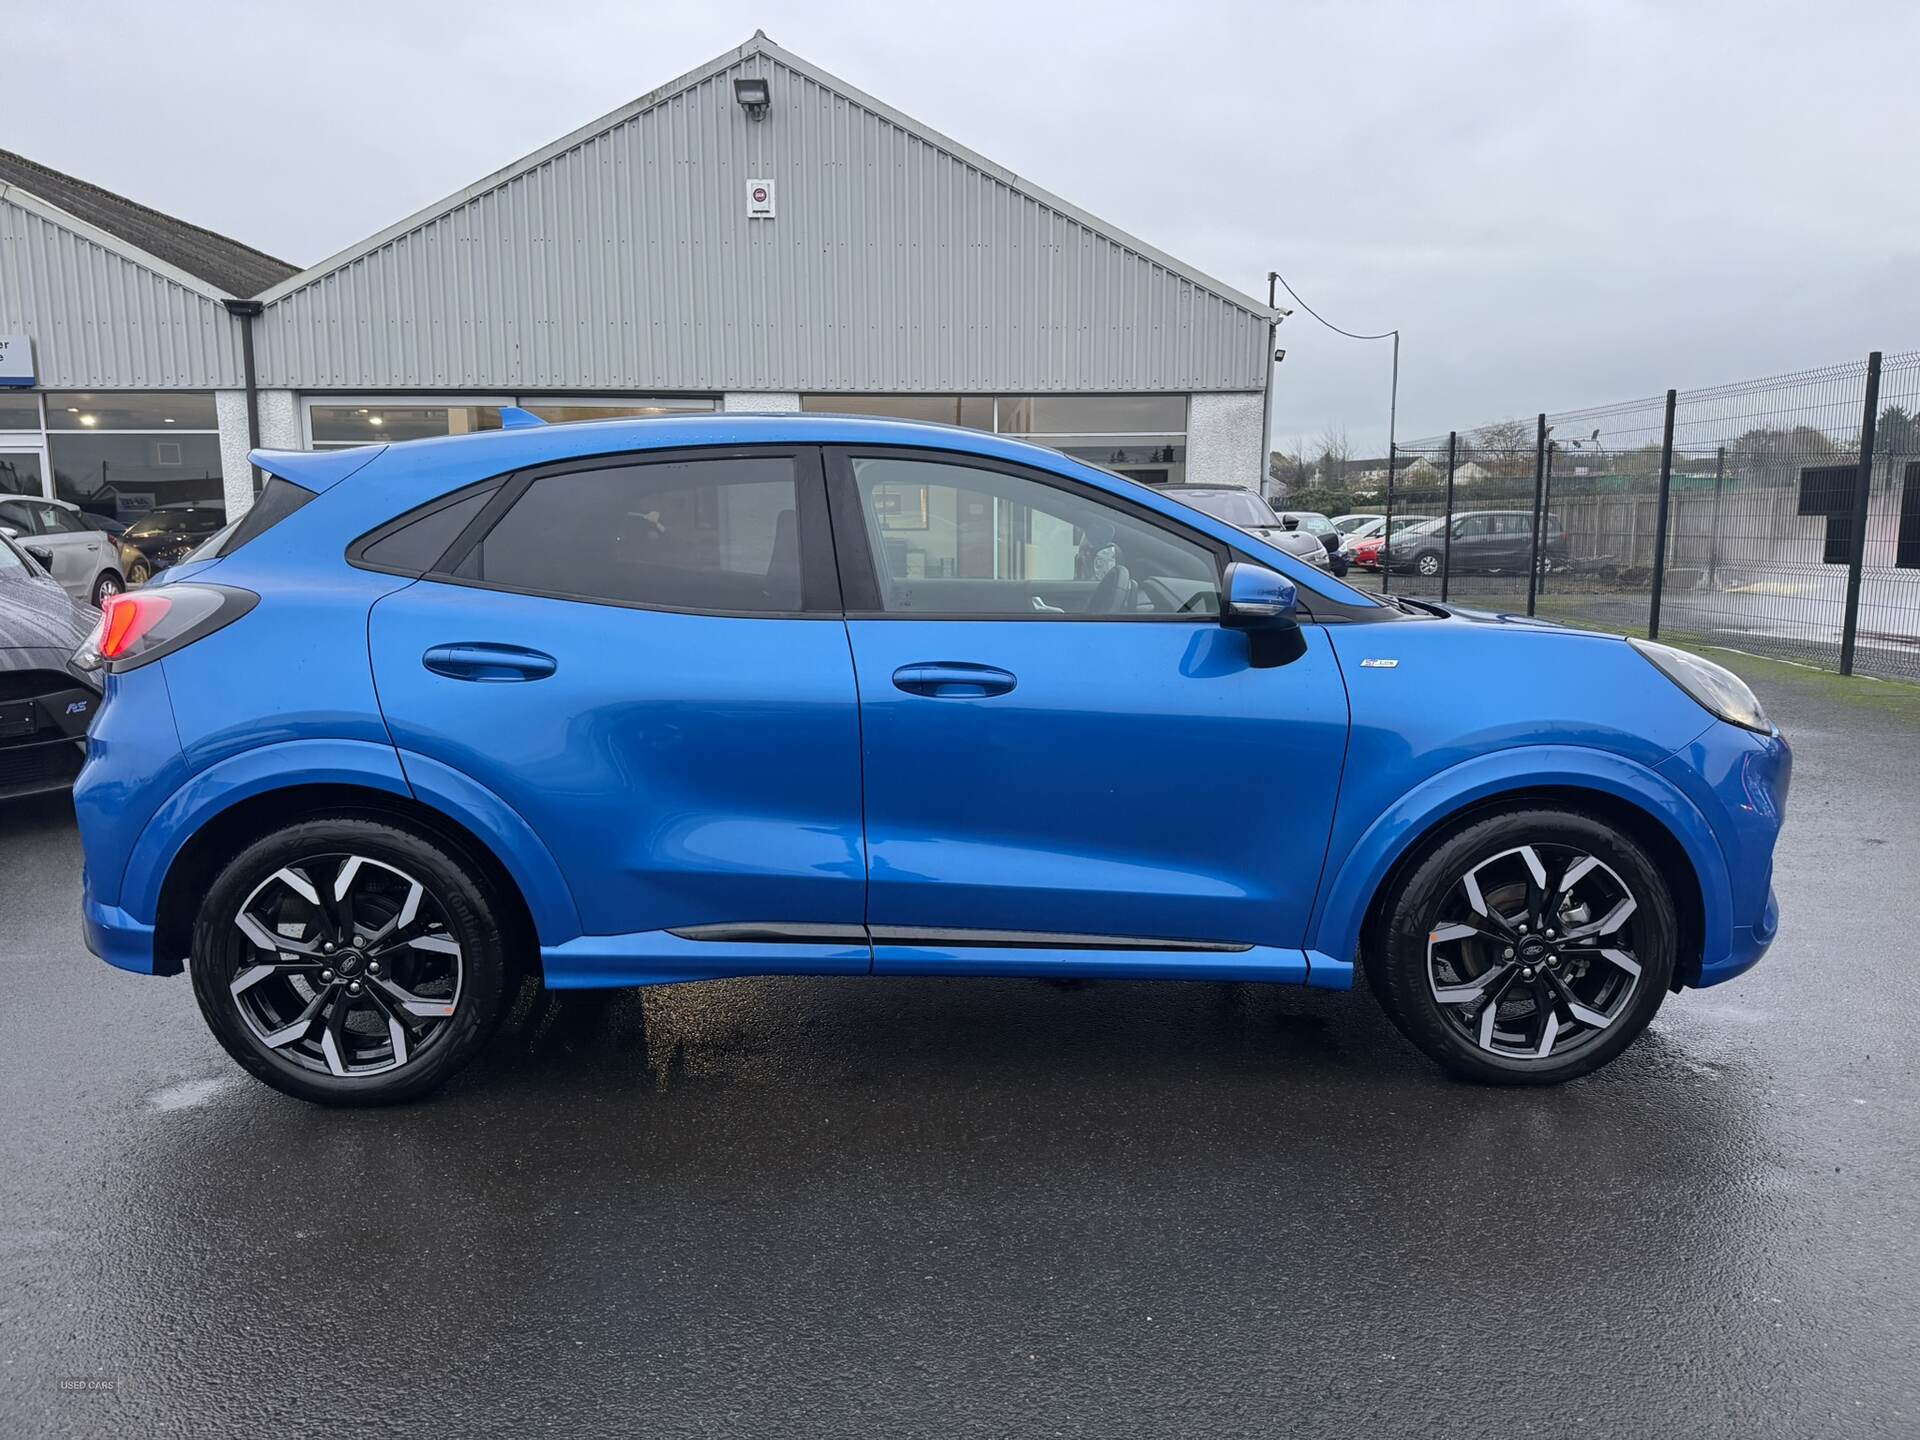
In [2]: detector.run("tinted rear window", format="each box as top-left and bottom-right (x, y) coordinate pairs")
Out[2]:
(215, 477), (316, 559)
(452, 456), (803, 613)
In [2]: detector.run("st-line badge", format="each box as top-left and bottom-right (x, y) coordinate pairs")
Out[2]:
(1360, 658), (1400, 668)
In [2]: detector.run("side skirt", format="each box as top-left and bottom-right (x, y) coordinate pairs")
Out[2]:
(541, 925), (1355, 990)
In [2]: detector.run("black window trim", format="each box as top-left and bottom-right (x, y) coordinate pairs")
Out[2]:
(352, 444), (841, 620)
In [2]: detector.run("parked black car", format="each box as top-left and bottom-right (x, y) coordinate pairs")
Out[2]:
(116, 505), (227, 584)
(0, 531), (101, 800)
(1384, 509), (1571, 580)
(1157, 485), (1330, 570)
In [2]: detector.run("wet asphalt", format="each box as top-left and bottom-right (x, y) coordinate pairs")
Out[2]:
(2, 655), (1917, 1439)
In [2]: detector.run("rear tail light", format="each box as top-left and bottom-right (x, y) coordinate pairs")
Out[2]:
(72, 585), (258, 674)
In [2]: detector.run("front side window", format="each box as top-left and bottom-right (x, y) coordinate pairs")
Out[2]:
(452, 455), (807, 614)
(844, 454), (1219, 617)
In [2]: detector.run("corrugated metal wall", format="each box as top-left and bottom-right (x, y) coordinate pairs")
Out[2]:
(0, 195), (244, 389)
(258, 53), (1266, 394)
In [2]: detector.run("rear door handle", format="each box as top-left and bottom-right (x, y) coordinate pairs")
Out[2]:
(891, 662), (1017, 698)
(423, 643), (557, 682)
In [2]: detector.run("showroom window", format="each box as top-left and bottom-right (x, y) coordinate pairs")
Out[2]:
(34, 391), (225, 524)
(799, 394), (1188, 485)
(306, 396), (717, 450)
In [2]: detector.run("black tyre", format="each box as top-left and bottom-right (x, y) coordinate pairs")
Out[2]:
(91, 570), (124, 606)
(1366, 807), (1675, 1085)
(1414, 550), (1442, 579)
(128, 559), (152, 586)
(190, 815), (516, 1105)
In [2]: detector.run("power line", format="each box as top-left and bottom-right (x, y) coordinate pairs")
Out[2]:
(1270, 270), (1396, 341)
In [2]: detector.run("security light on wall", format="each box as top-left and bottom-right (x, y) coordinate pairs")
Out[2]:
(734, 77), (770, 120)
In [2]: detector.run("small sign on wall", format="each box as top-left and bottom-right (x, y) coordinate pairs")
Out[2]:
(746, 179), (776, 219)
(0, 333), (32, 388)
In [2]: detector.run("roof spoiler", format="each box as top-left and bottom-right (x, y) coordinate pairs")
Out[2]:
(247, 446), (386, 494)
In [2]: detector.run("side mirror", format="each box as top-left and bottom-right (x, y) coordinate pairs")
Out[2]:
(24, 544), (55, 568)
(1281, 517), (1300, 530)
(1321, 532), (1340, 553)
(0, 525), (18, 539)
(1221, 562), (1306, 667)
(1221, 562), (1298, 630)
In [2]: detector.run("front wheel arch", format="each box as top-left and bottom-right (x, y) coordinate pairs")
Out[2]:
(1355, 785), (1707, 993)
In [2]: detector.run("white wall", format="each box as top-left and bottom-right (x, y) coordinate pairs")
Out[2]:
(214, 390), (254, 518)
(1185, 392), (1263, 488)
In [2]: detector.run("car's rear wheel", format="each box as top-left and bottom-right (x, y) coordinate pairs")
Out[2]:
(127, 559), (151, 586)
(1366, 806), (1676, 1084)
(190, 816), (514, 1105)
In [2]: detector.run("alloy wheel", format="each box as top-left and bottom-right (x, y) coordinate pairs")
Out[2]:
(1417, 553), (1441, 577)
(1425, 843), (1642, 1062)
(227, 853), (463, 1077)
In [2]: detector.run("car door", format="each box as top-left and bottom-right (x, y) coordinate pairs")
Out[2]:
(35, 503), (105, 597)
(0, 500), (79, 599)
(1451, 513), (1492, 570)
(365, 446), (869, 974)
(828, 446), (1351, 979)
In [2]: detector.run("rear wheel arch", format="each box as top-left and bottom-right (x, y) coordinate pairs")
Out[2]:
(1356, 785), (1707, 992)
(152, 783), (538, 981)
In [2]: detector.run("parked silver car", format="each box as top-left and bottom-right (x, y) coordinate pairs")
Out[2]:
(1156, 485), (1331, 569)
(0, 494), (128, 606)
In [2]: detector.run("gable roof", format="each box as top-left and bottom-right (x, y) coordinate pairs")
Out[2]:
(0, 147), (298, 299)
(255, 32), (1276, 322)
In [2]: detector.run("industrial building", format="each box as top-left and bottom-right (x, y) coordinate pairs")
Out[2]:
(0, 33), (1276, 530)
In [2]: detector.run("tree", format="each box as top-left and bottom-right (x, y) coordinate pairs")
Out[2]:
(1315, 426), (1353, 485)
(1728, 425), (1841, 487)
(1269, 445), (1313, 489)
(1465, 418), (1535, 477)
(1878, 404), (1919, 458)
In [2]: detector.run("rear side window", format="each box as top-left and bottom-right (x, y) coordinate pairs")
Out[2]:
(215, 476), (315, 558)
(451, 455), (805, 614)
(359, 485), (499, 575)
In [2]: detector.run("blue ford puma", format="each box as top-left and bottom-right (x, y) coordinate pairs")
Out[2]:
(71, 414), (1788, 1104)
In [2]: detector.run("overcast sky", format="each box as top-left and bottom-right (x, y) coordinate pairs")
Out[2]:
(11, 0), (1916, 452)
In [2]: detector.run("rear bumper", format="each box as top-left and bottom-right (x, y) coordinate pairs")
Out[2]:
(82, 892), (158, 975)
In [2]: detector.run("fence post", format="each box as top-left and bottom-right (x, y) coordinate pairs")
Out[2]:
(1381, 442), (1396, 595)
(1441, 431), (1457, 602)
(1839, 351), (1883, 676)
(1525, 414), (1547, 615)
(1647, 388), (1679, 639)
(1705, 445), (1725, 590)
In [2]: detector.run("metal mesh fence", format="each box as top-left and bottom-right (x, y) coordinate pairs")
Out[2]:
(1336, 350), (1920, 682)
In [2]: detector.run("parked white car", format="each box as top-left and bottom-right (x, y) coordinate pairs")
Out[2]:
(0, 495), (128, 607)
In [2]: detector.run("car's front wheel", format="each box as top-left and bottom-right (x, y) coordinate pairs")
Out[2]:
(189, 816), (516, 1105)
(91, 570), (124, 606)
(1414, 551), (1442, 578)
(1366, 806), (1676, 1084)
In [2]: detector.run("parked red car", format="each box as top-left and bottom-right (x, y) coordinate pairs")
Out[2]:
(1352, 516), (1441, 570)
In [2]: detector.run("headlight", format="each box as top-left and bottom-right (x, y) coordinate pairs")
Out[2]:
(1629, 639), (1771, 734)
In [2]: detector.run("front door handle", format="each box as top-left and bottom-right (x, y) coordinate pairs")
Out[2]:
(891, 662), (1017, 698)
(423, 643), (557, 682)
